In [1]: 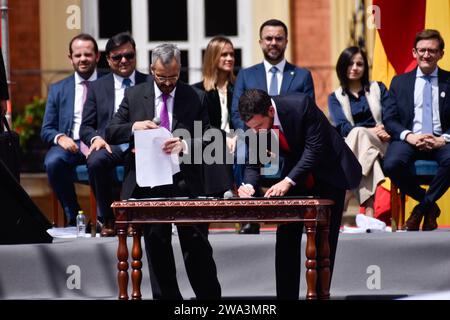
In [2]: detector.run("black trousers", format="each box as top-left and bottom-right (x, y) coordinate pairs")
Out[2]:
(275, 181), (345, 300)
(134, 179), (221, 300)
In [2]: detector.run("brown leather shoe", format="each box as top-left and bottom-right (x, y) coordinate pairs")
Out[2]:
(422, 203), (440, 231)
(402, 204), (424, 231)
(100, 219), (116, 237)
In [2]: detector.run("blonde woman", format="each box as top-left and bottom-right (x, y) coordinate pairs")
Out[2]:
(193, 36), (236, 196)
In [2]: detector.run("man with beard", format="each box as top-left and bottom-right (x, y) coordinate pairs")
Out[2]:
(231, 19), (316, 234)
(41, 34), (102, 226)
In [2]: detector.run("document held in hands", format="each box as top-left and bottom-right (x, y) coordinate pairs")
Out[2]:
(134, 128), (180, 188)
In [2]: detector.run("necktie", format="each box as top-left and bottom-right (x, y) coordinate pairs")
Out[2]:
(80, 80), (90, 157)
(269, 66), (278, 96)
(159, 93), (170, 131)
(272, 124), (290, 153)
(122, 78), (131, 88)
(422, 75), (433, 134)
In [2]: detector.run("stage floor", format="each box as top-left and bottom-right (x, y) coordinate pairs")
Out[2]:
(0, 230), (449, 300)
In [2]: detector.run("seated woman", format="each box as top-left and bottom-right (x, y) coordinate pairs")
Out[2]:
(328, 46), (390, 217)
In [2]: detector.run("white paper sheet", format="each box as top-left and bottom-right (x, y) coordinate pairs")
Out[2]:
(134, 128), (180, 188)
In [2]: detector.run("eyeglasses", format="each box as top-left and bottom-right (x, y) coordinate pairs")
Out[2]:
(153, 73), (179, 83)
(109, 52), (135, 62)
(415, 48), (440, 56)
(262, 36), (286, 43)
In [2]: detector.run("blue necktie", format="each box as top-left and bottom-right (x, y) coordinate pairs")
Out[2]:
(122, 78), (131, 88)
(269, 66), (278, 96)
(422, 75), (433, 134)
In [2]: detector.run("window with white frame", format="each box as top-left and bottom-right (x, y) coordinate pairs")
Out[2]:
(83, 0), (252, 84)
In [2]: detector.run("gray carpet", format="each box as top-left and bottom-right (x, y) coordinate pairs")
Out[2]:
(0, 230), (449, 299)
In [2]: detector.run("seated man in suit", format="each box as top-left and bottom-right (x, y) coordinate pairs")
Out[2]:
(41, 34), (101, 226)
(106, 44), (221, 300)
(80, 32), (148, 236)
(237, 89), (361, 299)
(231, 19), (315, 234)
(383, 29), (450, 231)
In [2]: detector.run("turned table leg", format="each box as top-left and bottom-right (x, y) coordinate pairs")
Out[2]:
(304, 208), (318, 300)
(117, 224), (129, 300)
(130, 224), (143, 300)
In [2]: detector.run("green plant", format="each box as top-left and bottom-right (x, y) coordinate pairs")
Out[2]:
(13, 97), (46, 151)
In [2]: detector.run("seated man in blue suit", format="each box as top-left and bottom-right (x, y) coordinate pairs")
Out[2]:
(80, 32), (148, 236)
(41, 34), (101, 226)
(231, 19), (315, 234)
(383, 29), (450, 231)
(237, 89), (361, 299)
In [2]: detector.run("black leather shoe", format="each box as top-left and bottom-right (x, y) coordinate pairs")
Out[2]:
(239, 223), (260, 234)
(85, 220), (102, 234)
(422, 203), (440, 231)
(402, 204), (424, 231)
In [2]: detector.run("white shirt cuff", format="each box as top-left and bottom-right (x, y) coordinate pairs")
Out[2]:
(284, 176), (296, 186)
(400, 130), (412, 141)
(54, 133), (65, 145)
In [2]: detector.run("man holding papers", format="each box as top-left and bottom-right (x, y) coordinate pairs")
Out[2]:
(106, 44), (221, 300)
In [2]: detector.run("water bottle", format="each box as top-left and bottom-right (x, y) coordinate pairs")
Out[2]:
(76, 210), (86, 238)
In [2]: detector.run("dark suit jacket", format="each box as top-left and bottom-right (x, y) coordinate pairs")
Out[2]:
(0, 50), (8, 101)
(383, 67), (450, 140)
(80, 71), (148, 145)
(41, 71), (106, 145)
(244, 94), (362, 191)
(231, 62), (315, 130)
(192, 82), (235, 194)
(105, 80), (210, 199)
(192, 82), (234, 130)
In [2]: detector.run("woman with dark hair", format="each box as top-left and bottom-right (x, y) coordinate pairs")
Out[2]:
(193, 36), (236, 196)
(328, 46), (390, 216)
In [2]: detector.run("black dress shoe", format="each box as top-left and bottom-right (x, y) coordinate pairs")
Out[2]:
(85, 220), (102, 234)
(422, 203), (440, 231)
(239, 223), (260, 234)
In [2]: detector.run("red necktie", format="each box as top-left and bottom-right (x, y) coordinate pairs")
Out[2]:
(272, 125), (290, 153)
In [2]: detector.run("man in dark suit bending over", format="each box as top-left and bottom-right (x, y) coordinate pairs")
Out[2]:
(237, 89), (361, 299)
(383, 29), (450, 231)
(106, 44), (220, 300)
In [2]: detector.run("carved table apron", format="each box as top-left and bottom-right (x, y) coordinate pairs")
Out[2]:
(112, 197), (333, 300)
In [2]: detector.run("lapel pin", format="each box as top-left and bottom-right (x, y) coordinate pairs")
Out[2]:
(290, 71), (294, 76)
(441, 91), (446, 98)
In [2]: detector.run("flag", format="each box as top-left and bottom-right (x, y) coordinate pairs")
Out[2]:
(372, 0), (450, 87)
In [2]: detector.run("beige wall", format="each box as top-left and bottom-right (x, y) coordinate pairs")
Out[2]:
(330, 0), (375, 90)
(251, 0), (291, 64)
(40, 0), (82, 96)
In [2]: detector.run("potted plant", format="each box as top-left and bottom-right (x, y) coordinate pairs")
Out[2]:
(13, 97), (47, 172)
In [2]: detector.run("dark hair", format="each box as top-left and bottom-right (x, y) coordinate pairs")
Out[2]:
(105, 32), (136, 56)
(69, 33), (98, 55)
(414, 29), (445, 51)
(238, 89), (272, 123)
(259, 19), (288, 39)
(335, 46), (370, 92)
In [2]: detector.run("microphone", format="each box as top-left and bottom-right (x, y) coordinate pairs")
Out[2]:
(152, 117), (161, 126)
(223, 189), (234, 199)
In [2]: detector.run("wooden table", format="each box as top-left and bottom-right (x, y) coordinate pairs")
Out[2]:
(112, 197), (333, 300)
